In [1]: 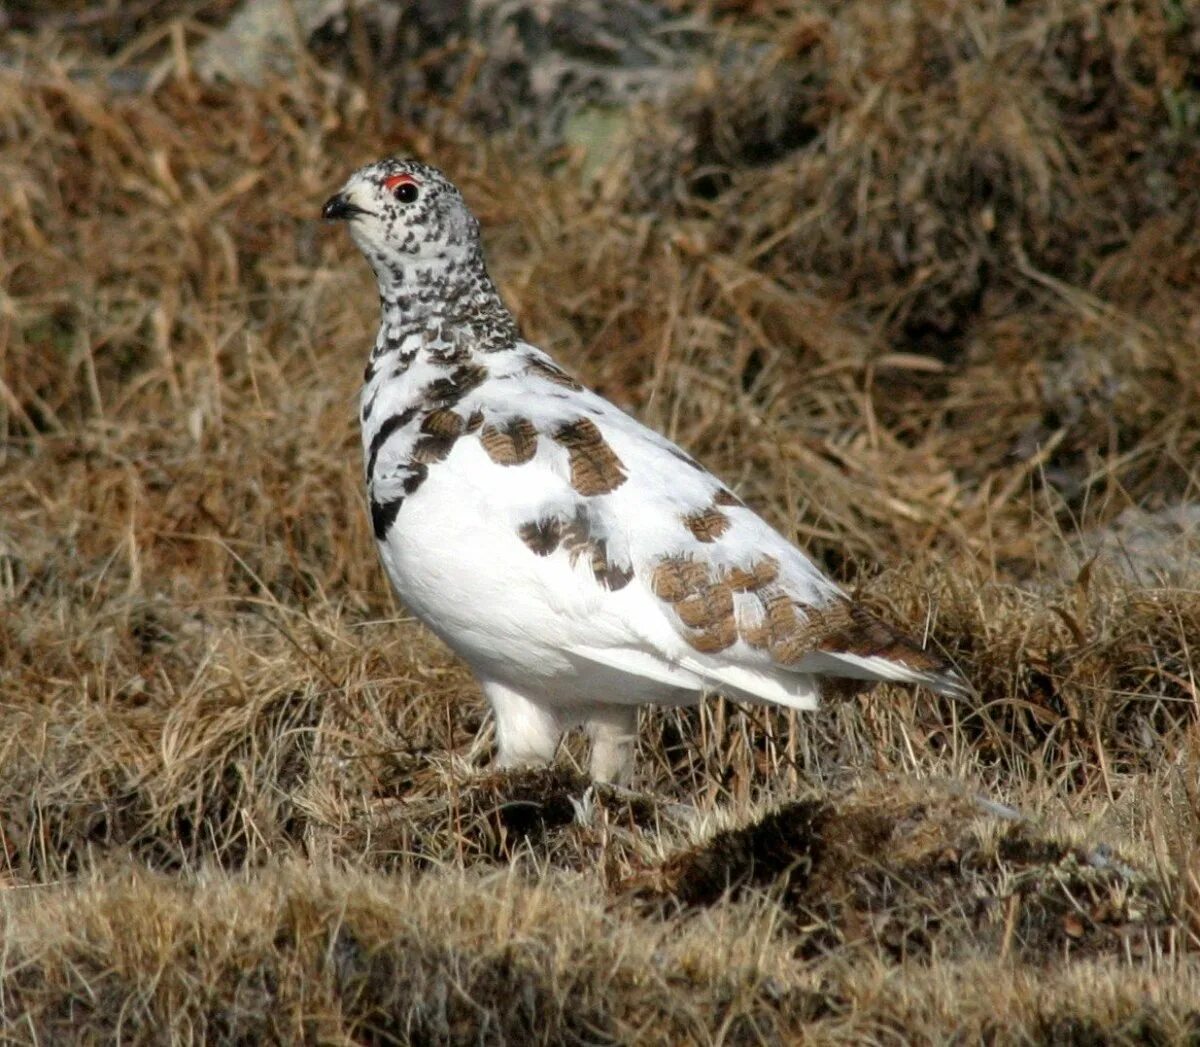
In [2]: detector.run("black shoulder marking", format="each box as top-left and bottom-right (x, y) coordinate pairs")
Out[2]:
(366, 406), (419, 477)
(402, 463), (429, 495)
(370, 496), (404, 540)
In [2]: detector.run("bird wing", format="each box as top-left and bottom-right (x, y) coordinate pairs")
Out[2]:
(429, 345), (964, 707)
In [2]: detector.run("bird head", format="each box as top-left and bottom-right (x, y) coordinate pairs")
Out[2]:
(322, 158), (481, 283)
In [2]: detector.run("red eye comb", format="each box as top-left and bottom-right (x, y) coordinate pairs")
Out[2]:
(384, 174), (419, 191)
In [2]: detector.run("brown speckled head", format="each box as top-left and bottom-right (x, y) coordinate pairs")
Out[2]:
(323, 159), (477, 275)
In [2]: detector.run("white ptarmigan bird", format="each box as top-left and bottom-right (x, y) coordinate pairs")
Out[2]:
(324, 158), (965, 784)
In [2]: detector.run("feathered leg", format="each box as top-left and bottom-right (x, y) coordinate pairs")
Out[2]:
(483, 679), (562, 769)
(585, 704), (639, 785)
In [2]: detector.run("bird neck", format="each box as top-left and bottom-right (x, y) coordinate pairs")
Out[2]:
(369, 249), (519, 369)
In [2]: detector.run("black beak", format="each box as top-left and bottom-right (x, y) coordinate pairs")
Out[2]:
(322, 193), (366, 221)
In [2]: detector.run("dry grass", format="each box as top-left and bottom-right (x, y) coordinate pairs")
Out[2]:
(2, 0), (1200, 1040)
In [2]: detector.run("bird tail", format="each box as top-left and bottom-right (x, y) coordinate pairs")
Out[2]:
(796, 602), (971, 699)
(798, 648), (970, 699)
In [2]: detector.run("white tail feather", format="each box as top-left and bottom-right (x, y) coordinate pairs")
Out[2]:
(799, 650), (971, 699)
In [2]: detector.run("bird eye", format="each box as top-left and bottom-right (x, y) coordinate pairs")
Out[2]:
(384, 174), (420, 203)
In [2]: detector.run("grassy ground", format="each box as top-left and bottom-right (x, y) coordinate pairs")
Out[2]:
(2, 1), (1200, 1041)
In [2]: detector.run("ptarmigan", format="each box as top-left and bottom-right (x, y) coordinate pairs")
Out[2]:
(323, 158), (965, 784)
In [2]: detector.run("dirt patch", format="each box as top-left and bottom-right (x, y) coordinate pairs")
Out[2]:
(644, 783), (1172, 964)
(343, 766), (669, 872)
(653, 799), (831, 907)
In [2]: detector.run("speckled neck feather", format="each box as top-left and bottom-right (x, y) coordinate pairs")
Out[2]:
(371, 246), (518, 367)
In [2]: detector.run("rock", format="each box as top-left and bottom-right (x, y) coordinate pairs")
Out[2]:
(200, 0), (701, 157)
(376, 0), (701, 149)
(196, 0), (398, 86)
(1071, 504), (1200, 586)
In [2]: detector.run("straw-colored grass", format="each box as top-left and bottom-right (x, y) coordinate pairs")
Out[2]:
(2, 1), (1199, 1040)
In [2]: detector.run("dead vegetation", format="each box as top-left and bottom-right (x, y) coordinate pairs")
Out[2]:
(2, 0), (1200, 1041)
(643, 781), (1174, 965)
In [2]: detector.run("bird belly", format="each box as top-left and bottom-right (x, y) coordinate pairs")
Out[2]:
(373, 468), (701, 708)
